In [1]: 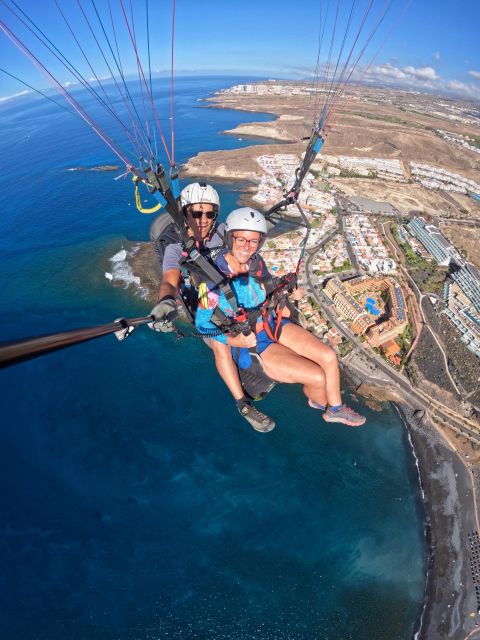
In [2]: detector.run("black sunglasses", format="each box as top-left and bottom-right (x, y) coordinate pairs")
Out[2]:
(189, 209), (216, 219)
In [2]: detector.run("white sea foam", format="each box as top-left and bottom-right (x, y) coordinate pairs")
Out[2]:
(108, 245), (147, 299)
(110, 248), (127, 262)
(393, 404), (427, 640)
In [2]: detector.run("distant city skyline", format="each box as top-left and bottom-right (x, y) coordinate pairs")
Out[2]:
(1, 0), (479, 102)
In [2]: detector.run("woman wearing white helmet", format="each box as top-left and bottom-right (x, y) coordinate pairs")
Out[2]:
(196, 207), (366, 429)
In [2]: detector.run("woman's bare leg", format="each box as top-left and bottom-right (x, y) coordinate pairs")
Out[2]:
(210, 340), (245, 400)
(208, 340), (276, 432)
(278, 323), (342, 406)
(260, 343), (328, 407)
(275, 323), (366, 426)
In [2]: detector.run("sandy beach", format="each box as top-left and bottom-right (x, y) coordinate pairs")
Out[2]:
(117, 84), (480, 634)
(113, 236), (480, 638)
(397, 406), (480, 639)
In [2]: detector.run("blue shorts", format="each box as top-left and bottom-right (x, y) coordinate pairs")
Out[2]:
(232, 317), (290, 370)
(256, 318), (290, 354)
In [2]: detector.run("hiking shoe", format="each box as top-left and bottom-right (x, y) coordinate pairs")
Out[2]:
(322, 404), (366, 427)
(239, 404), (276, 433)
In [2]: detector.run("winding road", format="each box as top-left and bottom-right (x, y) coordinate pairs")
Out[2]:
(300, 232), (480, 445)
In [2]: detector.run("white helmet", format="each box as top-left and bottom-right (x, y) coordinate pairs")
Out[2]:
(180, 182), (220, 214)
(225, 207), (268, 250)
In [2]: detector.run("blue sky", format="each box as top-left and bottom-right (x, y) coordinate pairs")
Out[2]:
(1, 0), (479, 101)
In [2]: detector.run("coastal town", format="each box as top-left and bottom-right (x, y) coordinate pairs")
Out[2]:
(117, 79), (480, 639)
(246, 148), (480, 392)
(179, 80), (480, 639)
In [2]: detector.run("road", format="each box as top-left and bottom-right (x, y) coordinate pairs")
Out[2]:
(380, 221), (463, 396)
(300, 242), (480, 445)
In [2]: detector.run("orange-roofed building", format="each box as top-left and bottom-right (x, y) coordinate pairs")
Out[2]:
(380, 339), (402, 367)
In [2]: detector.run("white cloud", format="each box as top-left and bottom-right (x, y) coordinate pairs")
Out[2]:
(442, 79), (480, 100)
(433, 51), (441, 61)
(0, 89), (29, 104)
(88, 75), (112, 83)
(468, 70), (480, 81)
(365, 63), (439, 83)
(361, 62), (480, 100)
(401, 65), (439, 81)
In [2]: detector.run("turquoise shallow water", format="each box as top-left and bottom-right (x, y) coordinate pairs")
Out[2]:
(0, 76), (425, 639)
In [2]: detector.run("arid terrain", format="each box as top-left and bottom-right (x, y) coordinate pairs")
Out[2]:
(183, 82), (480, 225)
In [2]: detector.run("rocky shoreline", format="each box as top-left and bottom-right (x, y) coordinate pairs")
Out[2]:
(109, 238), (480, 637)
(345, 363), (480, 638)
(108, 89), (480, 634)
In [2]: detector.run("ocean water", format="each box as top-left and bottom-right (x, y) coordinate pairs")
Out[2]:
(0, 76), (425, 639)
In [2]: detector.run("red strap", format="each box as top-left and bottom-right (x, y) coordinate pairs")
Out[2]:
(261, 307), (283, 344)
(274, 305), (284, 341)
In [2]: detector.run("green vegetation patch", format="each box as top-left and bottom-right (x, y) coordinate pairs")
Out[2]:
(398, 324), (413, 365)
(339, 169), (377, 179)
(468, 135), (480, 149)
(338, 339), (354, 357)
(332, 259), (352, 273)
(337, 109), (426, 130)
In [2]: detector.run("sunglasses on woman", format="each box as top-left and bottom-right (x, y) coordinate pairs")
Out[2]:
(189, 209), (216, 219)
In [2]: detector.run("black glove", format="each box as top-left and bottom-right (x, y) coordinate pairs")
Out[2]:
(148, 296), (178, 332)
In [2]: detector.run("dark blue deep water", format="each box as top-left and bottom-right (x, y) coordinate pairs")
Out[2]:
(0, 76), (425, 639)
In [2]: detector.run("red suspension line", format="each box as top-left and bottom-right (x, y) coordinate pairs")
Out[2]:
(312, 0), (330, 126)
(319, 0), (340, 110)
(362, 0), (412, 78)
(325, 0), (392, 130)
(119, 0), (172, 166)
(76, 0), (153, 160)
(321, 0), (375, 126)
(53, 0), (144, 161)
(1, 0), (145, 159)
(127, 0), (153, 155)
(323, 0), (358, 113)
(170, 0), (176, 166)
(107, 0), (152, 157)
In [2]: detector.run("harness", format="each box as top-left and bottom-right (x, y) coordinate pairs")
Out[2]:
(206, 258), (300, 347)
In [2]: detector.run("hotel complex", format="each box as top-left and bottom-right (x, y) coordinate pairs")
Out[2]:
(324, 276), (408, 366)
(251, 151), (479, 368)
(407, 217), (461, 266)
(406, 218), (480, 359)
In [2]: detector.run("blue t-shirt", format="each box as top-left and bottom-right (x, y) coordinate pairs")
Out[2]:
(195, 249), (268, 344)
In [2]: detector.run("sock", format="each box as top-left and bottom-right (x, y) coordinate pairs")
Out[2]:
(236, 397), (251, 411)
(329, 404), (343, 412)
(308, 399), (326, 411)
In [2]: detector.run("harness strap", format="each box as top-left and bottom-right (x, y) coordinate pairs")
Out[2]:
(274, 300), (286, 341)
(261, 304), (285, 344)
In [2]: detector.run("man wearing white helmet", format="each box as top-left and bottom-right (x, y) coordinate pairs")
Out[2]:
(150, 182), (222, 331)
(196, 207), (366, 429)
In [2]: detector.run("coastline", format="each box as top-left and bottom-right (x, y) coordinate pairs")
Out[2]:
(395, 404), (479, 639)
(346, 356), (480, 638)
(113, 236), (480, 638)
(114, 93), (480, 638)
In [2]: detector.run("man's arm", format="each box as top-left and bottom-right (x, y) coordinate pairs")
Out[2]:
(150, 269), (181, 332)
(158, 268), (181, 301)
